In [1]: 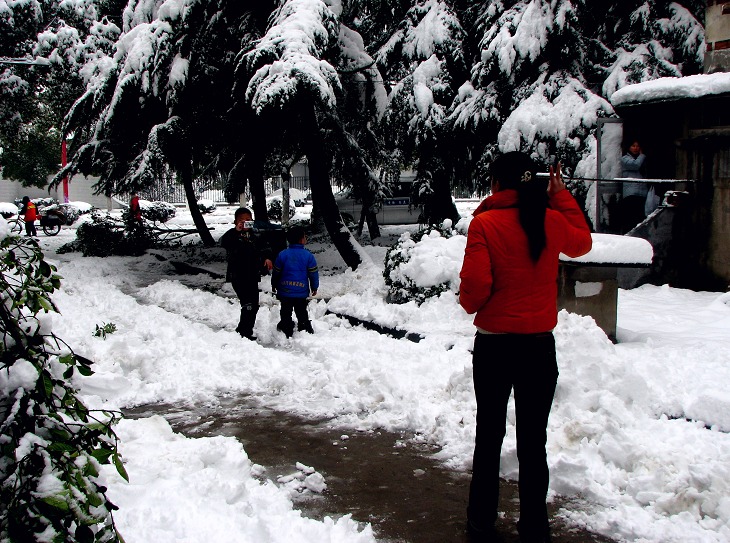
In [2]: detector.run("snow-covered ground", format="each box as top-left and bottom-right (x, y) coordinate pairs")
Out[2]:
(4, 201), (730, 543)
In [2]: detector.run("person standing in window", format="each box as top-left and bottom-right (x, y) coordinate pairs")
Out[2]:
(620, 140), (650, 232)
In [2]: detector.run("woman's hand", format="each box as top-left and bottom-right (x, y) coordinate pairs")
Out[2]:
(548, 162), (566, 197)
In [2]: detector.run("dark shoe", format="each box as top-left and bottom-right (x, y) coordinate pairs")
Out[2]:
(276, 322), (294, 338)
(298, 322), (314, 334)
(517, 523), (551, 543)
(235, 327), (256, 340)
(466, 519), (502, 542)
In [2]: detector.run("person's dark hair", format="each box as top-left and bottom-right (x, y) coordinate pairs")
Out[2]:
(234, 207), (252, 221)
(490, 151), (548, 262)
(624, 138), (640, 154)
(22, 196), (30, 204)
(286, 225), (305, 245)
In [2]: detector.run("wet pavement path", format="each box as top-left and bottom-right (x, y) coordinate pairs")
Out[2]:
(125, 396), (616, 543)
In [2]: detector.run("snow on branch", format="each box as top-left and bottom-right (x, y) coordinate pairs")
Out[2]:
(449, 80), (501, 130)
(480, 0), (560, 79)
(127, 116), (183, 187)
(244, 0), (342, 114)
(602, 42), (680, 99)
(376, 0), (464, 64)
(657, 3), (705, 66)
(337, 24), (387, 117)
(498, 72), (612, 159)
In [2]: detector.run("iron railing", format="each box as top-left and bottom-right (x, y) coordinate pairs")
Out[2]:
(136, 176), (311, 204)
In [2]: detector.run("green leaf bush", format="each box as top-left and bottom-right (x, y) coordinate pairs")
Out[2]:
(0, 233), (125, 542)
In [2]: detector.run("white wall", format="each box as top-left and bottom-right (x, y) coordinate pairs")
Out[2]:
(0, 175), (122, 210)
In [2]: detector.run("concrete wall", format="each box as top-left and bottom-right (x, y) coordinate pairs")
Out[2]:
(708, 147), (730, 283)
(0, 175), (121, 211)
(705, 1), (730, 73)
(558, 264), (619, 343)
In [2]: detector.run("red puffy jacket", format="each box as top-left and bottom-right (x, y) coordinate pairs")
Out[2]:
(459, 189), (592, 334)
(24, 202), (38, 222)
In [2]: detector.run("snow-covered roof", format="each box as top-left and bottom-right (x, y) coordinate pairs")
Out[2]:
(611, 72), (730, 107)
(560, 233), (653, 265)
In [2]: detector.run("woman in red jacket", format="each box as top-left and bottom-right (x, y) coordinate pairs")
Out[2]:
(460, 152), (592, 543)
(20, 196), (38, 237)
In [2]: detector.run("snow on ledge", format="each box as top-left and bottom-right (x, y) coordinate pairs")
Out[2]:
(560, 234), (653, 265)
(611, 72), (730, 107)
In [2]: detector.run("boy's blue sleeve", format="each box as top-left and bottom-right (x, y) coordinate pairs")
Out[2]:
(272, 252), (284, 290)
(307, 252), (319, 291)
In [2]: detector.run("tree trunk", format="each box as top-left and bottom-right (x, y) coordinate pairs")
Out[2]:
(301, 105), (362, 270)
(248, 154), (269, 222)
(180, 161), (215, 246)
(282, 167), (291, 226)
(423, 174), (461, 226)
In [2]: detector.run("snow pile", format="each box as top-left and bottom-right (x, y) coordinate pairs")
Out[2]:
(611, 72), (730, 107)
(18, 202), (730, 543)
(561, 234), (653, 265)
(0, 202), (20, 217)
(105, 417), (373, 543)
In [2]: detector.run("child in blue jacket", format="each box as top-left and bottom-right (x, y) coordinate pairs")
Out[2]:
(272, 226), (319, 337)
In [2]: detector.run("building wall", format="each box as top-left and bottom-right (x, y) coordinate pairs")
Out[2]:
(0, 175), (121, 210)
(708, 147), (730, 283)
(615, 96), (730, 289)
(705, 1), (730, 72)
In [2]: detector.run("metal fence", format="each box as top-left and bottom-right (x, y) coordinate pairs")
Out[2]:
(137, 176), (311, 204)
(133, 174), (492, 205)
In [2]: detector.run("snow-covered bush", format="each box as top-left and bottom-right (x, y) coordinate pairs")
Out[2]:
(60, 212), (156, 257)
(14, 197), (56, 209)
(266, 196), (296, 221)
(383, 219), (468, 304)
(42, 203), (84, 225)
(140, 200), (176, 223)
(269, 188), (308, 206)
(0, 233), (126, 542)
(197, 199), (216, 214)
(0, 202), (19, 219)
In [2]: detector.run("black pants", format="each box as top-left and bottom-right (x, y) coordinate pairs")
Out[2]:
(620, 195), (647, 233)
(277, 296), (312, 337)
(468, 332), (558, 539)
(232, 283), (259, 338)
(25, 220), (37, 237)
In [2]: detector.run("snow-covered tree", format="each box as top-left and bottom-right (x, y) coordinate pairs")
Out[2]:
(61, 1), (274, 246)
(454, 0), (704, 182)
(4, 0), (704, 253)
(242, 0), (388, 268)
(594, 1), (705, 99)
(0, 0), (119, 186)
(369, 0), (468, 225)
